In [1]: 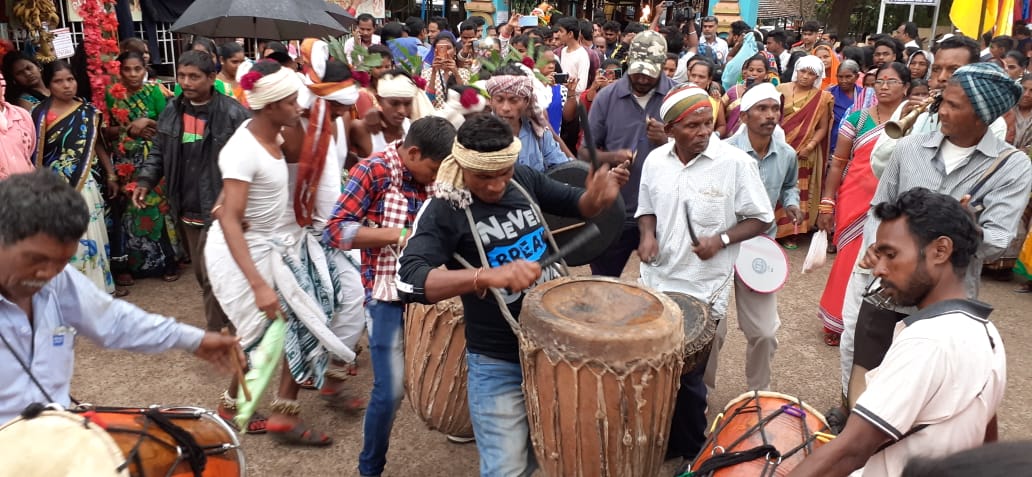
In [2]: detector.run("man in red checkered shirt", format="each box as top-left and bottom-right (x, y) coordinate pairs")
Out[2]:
(323, 116), (456, 477)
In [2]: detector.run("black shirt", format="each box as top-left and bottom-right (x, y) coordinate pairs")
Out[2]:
(178, 101), (210, 223)
(397, 165), (585, 362)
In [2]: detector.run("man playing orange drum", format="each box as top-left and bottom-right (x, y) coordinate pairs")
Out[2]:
(0, 170), (243, 424)
(789, 188), (1006, 477)
(635, 85), (774, 460)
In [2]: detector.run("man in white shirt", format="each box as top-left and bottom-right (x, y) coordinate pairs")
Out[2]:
(557, 17), (590, 94)
(636, 85), (773, 460)
(700, 16), (728, 64)
(344, 14), (382, 58)
(893, 22), (920, 49)
(788, 188), (1006, 477)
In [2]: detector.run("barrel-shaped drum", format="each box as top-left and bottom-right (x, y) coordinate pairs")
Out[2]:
(520, 277), (685, 477)
(691, 391), (832, 476)
(404, 299), (474, 438)
(664, 292), (717, 375)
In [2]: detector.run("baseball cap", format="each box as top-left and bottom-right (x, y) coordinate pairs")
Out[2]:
(626, 30), (668, 78)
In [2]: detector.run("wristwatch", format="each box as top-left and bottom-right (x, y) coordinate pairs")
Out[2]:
(719, 233), (731, 248)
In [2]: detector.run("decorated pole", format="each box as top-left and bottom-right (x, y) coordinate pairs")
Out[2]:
(74, 0), (120, 117)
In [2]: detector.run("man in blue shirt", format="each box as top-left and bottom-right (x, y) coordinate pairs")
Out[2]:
(486, 64), (571, 173)
(721, 82), (801, 393)
(586, 30), (675, 277)
(0, 170), (242, 424)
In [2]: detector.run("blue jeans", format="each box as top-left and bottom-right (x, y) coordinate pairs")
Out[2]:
(358, 300), (405, 477)
(466, 352), (537, 477)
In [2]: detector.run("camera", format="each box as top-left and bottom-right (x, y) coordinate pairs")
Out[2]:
(554, 72), (570, 84)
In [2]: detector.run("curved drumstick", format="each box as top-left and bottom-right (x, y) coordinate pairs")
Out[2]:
(577, 103), (600, 171)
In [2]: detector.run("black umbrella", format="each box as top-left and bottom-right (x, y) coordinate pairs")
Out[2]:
(324, 1), (356, 29)
(171, 0), (347, 40)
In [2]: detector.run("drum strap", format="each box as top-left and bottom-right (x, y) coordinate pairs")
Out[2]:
(451, 179), (572, 333)
(0, 329), (55, 403)
(679, 444), (780, 477)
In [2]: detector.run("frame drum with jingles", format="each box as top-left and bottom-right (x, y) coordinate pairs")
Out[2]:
(0, 405), (244, 477)
(735, 236), (789, 294)
(664, 292), (717, 376)
(519, 276), (685, 477)
(541, 161), (626, 266)
(689, 391), (833, 476)
(403, 298), (474, 438)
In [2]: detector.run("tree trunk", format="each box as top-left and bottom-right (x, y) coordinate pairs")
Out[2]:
(826, 0), (860, 35)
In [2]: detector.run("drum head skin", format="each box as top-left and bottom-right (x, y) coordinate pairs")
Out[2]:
(542, 161), (626, 267)
(735, 236), (789, 294)
(0, 409), (128, 477)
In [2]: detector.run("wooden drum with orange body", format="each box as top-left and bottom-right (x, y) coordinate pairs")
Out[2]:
(519, 276), (685, 477)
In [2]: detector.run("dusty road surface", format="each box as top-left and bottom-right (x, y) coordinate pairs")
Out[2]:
(70, 240), (1032, 476)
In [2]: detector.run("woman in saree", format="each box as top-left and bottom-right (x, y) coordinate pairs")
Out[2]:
(774, 55), (834, 248)
(31, 60), (117, 294)
(815, 62), (910, 346)
(2, 52), (49, 110)
(105, 51), (180, 286)
(827, 60), (875, 155)
(812, 43), (841, 91)
(722, 53), (773, 137)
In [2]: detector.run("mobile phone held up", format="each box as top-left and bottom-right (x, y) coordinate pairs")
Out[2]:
(554, 72), (570, 84)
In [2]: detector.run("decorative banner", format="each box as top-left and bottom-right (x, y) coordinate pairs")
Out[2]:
(66, 0), (143, 22)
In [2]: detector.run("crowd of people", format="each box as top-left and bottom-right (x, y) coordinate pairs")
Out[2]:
(1, 7), (1031, 477)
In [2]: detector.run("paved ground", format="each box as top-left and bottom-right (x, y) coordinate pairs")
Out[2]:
(71, 237), (1032, 476)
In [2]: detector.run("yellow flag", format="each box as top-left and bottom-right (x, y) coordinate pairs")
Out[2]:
(995, 0), (1015, 36)
(950, 0), (997, 37)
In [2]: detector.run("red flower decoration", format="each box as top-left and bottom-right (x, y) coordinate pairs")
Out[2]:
(115, 162), (135, 178)
(521, 56), (535, 69)
(460, 88), (480, 109)
(124, 181), (137, 193)
(109, 83), (128, 100)
(413, 76), (427, 91)
(240, 70), (264, 91)
(78, 0), (119, 118)
(352, 71), (371, 88)
(110, 107), (130, 124)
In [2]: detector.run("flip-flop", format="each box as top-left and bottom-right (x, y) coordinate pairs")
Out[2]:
(320, 389), (367, 414)
(1014, 284), (1032, 294)
(162, 273), (180, 283)
(115, 274), (135, 287)
(268, 422), (333, 447)
(824, 332), (841, 347)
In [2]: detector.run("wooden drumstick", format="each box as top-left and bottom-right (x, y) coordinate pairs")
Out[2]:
(551, 221), (588, 235)
(222, 327), (252, 402)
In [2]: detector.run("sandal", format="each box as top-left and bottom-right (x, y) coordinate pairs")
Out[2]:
(267, 421), (334, 447)
(320, 388), (367, 414)
(780, 239), (798, 250)
(1015, 283), (1032, 294)
(300, 377), (317, 390)
(113, 287), (130, 298)
(115, 273), (135, 287)
(217, 406), (268, 434)
(162, 273), (180, 283)
(823, 332), (840, 347)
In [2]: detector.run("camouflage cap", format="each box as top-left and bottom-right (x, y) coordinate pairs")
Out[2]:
(627, 30), (668, 78)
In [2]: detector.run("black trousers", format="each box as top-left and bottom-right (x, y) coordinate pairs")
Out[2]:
(667, 361), (709, 460)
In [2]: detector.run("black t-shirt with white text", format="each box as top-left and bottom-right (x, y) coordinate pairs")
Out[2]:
(397, 165), (585, 362)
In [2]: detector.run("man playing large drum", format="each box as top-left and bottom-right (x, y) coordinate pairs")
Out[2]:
(789, 189), (1006, 477)
(0, 170), (243, 424)
(396, 113), (628, 476)
(635, 84), (774, 460)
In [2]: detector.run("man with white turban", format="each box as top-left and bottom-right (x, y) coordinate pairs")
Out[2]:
(723, 82), (801, 393)
(205, 59), (345, 446)
(397, 114), (628, 476)
(360, 70), (434, 154)
(636, 84), (773, 461)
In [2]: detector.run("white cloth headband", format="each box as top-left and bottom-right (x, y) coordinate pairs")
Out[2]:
(246, 67), (302, 110)
(740, 82), (781, 111)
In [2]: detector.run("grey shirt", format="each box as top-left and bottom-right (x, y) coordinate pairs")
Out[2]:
(724, 132), (800, 236)
(588, 75), (676, 224)
(860, 130), (1032, 297)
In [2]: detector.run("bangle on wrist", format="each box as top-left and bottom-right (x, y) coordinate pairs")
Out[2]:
(473, 267), (487, 298)
(397, 227), (408, 247)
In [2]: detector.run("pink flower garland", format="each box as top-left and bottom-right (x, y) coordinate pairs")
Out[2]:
(76, 0), (120, 118)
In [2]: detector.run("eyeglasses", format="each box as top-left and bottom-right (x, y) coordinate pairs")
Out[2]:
(874, 79), (904, 87)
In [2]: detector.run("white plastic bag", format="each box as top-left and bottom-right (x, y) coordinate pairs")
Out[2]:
(803, 230), (829, 273)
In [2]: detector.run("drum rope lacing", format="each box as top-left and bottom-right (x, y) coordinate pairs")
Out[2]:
(686, 392), (830, 477)
(81, 406), (213, 477)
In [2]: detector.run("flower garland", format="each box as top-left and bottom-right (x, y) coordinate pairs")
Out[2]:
(76, 0), (120, 117)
